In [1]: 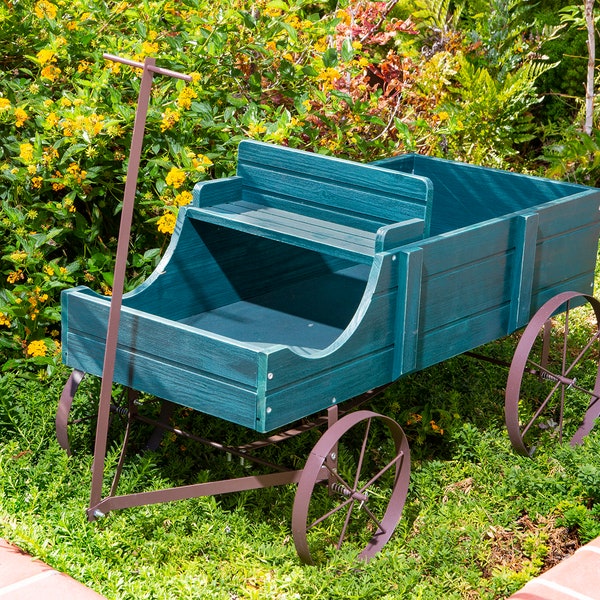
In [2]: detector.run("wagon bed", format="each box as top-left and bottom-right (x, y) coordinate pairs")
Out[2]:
(62, 141), (600, 433)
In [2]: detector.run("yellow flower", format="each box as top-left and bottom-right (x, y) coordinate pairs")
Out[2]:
(41, 65), (61, 82)
(10, 251), (27, 262)
(32, 176), (43, 189)
(248, 122), (267, 137)
(7, 269), (24, 284)
(14, 107), (28, 127)
(0, 314), (10, 327)
(141, 41), (159, 55)
(34, 0), (57, 19)
(336, 9), (351, 25)
(36, 49), (56, 65)
(45, 112), (59, 128)
(160, 107), (180, 131)
(317, 67), (341, 90)
(157, 212), (177, 234)
(26, 339), (48, 357)
(165, 167), (186, 189)
(191, 153), (213, 171)
(0, 98), (10, 111)
(177, 87), (198, 110)
(173, 190), (192, 206)
(67, 162), (87, 184)
(43, 265), (55, 276)
(19, 143), (34, 162)
(264, 6), (282, 17)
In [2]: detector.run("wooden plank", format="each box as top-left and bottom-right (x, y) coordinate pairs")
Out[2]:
(192, 175), (242, 207)
(63, 289), (263, 387)
(414, 305), (511, 371)
(508, 211), (539, 332)
(374, 153), (590, 236)
(393, 246), (423, 378)
(238, 160), (429, 226)
(187, 205), (375, 262)
(238, 139), (432, 207)
(192, 201), (375, 251)
(375, 219), (425, 253)
(64, 333), (259, 429)
(258, 347), (395, 431)
(127, 217), (357, 315)
(262, 255), (397, 389)
(532, 226), (599, 295)
(241, 188), (385, 232)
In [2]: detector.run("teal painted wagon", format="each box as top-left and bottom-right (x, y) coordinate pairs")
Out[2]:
(59, 140), (600, 564)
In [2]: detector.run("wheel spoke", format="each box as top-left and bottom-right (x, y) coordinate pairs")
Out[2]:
(353, 418), (372, 490)
(307, 494), (354, 530)
(336, 500), (356, 550)
(361, 503), (386, 535)
(358, 450), (406, 495)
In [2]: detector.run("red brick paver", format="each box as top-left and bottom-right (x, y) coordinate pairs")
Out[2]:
(509, 537), (600, 600)
(0, 539), (105, 599)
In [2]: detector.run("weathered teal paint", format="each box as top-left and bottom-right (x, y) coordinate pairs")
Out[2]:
(61, 142), (600, 432)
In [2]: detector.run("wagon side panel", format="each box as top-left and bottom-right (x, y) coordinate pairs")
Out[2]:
(257, 255), (399, 430)
(530, 191), (600, 311)
(407, 218), (521, 371)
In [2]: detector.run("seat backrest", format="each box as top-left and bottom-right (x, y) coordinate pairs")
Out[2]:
(236, 140), (433, 235)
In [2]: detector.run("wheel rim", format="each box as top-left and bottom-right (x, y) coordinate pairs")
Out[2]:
(292, 410), (410, 564)
(506, 292), (600, 456)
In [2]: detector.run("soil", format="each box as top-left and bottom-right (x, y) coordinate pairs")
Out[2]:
(481, 513), (581, 577)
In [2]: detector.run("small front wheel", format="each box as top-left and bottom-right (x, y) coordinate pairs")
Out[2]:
(292, 410), (410, 564)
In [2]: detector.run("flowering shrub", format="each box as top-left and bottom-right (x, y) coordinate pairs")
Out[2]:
(0, 0), (556, 371)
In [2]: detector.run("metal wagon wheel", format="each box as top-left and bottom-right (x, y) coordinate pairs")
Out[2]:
(292, 410), (410, 564)
(505, 291), (600, 456)
(57, 370), (172, 455)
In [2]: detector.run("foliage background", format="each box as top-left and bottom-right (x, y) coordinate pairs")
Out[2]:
(0, 0), (583, 368)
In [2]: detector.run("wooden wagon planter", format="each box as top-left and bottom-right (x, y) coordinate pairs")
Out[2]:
(58, 137), (600, 564)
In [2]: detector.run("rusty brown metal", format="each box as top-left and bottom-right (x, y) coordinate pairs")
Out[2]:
(56, 369), (85, 455)
(291, 410), (411, 564)
(505, 291), (600, 456)
(89, 55), (192, 517)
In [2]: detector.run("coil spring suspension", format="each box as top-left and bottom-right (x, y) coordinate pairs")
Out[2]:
(330, 482), (351, 497)
(110, 404), (129, 417)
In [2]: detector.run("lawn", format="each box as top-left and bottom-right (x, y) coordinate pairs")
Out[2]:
(1, 326), (599, 599)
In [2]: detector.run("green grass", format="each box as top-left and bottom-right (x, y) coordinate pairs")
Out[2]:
(1, 328), (599, 599)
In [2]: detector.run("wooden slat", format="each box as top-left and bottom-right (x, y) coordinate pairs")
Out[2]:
(238, 139), (431, 207)
(393, 246), (423, 378)
(63, 289), (263, 386)
(65, 334), (259, 429)
(508, 211), (539, 332)
(375, 219), (425, 253)
(259, 347), (395, 431)
(187, 205), (375, 262)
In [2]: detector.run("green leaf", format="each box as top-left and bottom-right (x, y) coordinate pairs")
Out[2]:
(322, 47), (338, 68)
(341, 38), (354, 62)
